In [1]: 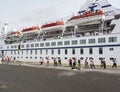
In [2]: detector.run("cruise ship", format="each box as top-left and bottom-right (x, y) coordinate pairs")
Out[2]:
(0, 0), (120, 66)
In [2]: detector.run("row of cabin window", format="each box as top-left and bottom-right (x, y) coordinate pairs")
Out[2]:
(8, 48), (114, 55)
(7, 37), (117, 49)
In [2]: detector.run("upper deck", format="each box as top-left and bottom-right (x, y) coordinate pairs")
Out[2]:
(0, 0), (120, 45)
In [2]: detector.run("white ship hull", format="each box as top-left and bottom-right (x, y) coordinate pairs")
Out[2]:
(0, 33), (120, 66)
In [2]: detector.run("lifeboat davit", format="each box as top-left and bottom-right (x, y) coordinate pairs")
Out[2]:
(21, 26), (40, 34)
(41, 21), (64, 31)
(66, 9), (105, 26)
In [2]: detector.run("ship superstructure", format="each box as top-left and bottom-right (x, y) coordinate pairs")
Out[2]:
(0, 0), (120, 66)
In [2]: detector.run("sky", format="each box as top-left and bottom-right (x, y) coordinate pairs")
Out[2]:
(0, 0), (120, 32)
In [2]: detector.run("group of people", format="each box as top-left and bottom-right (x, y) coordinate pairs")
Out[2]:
(85, 57), (96, 69)
(39, 57), (62, 66)
(68, 57), (96, 70)
(40, 57), (118, 69)
(69, 57), (118, 69)
(101, 58), (117, 69)
(53, 58), (61, 66)
(69, 58), (81, 70)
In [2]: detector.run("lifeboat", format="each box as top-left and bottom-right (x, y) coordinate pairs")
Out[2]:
(7, 31), (21, 36)
(21, 26), (40, 34)
(68, 10), (104, 21)
(41, 21), (64, 31)
(5, 31), (21, 43)
(66, 9), (105, 26)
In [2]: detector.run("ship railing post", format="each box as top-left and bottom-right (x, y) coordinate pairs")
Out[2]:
(99, 15), (105, 35)
(73, 26), (78, 37)
(62, 25), (66, 38)
(37, 25), (41, 41)
(99, 19), (104, 35)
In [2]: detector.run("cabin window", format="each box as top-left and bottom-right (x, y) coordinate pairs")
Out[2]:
(65, 49), (68, 55)
(57, 41), (63, 46)
(40, 49), (42, 54)
(46, 50), (48, 55)
(45, 42), (50, 46)
(11, 51), (13, 55)
(80, 48), (84, 54)
(51, 42), (56, 46)
(64, 41), (70, 45)
(30, 50), (33, 55)
(35, 43), (39, 47)
(51, 49), (54, 55)
(109, 48), (114, 51)
(26, 50), (28, 54)
(21, 50), (23, 55)
(80, 57), (84, 60)
(58, 49), (60, 55)
(72, 40), (78, 45)
(40, 43), (44, 47)
(98, 38), (106, 43)
(18, 51), (20, 55)
(14, 51), (16, 55)
(88, 39), (95, 44)
(14, 45), (17, 48)
(65, 57), (68, 59)
(109, 37), (117, 43)
(72, 48), (75, 54)
(80, 39), (86, 44)
(51, 57), (54, 59)
(35, 50), (37, 55)
(21, 45), (24, 48)
(26, 44), (29, 48)
(89, 48), (93, 54)
(31, 44), (34, 47)
(99, 48), (103, 54)
(11, 46), (13, 48)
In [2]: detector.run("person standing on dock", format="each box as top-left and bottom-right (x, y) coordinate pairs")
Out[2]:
(54, 57), (57, 66)
(90, 58), (95, 69)
(40, 57), (44, 65)
(58, 58), (61, 65)
(85, 57), (89, 69)
(103, 58), (106, 69)
(77, 58), (81, 70)
(112, 58), (117, 68)
(69, 58), (72, 67)
(47, 57), (50, 66)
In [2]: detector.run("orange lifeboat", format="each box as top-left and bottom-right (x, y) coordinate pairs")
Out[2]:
(41, 21), (64, 28)
(68, 9), (105, 21)
(22, 26), (40, 32)
(8, 31), (21, 36)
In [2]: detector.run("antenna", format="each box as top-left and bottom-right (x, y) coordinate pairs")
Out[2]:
(2, 22), (8, 34)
